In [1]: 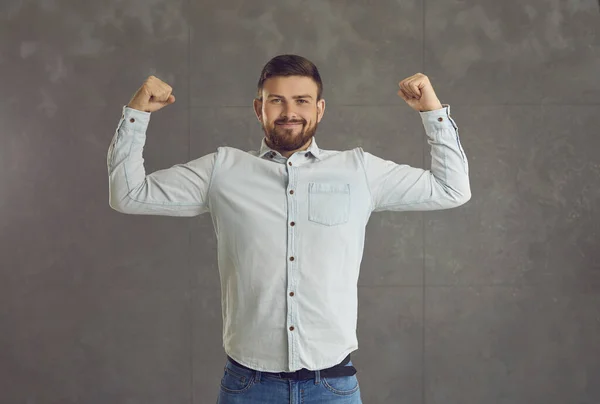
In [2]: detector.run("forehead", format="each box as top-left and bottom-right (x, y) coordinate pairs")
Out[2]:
(262, 76), (317, 97)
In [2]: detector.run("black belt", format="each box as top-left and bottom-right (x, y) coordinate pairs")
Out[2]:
(227, 354), (357, 380)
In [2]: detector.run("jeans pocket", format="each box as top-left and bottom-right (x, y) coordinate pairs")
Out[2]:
(308, 182), (350, 226)
(322, 374), (360, 395)
(220, 365), (255, 394)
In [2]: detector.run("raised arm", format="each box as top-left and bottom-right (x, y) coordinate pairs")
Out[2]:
(107, 76), (217, 216)
(360, 73), (471, 212)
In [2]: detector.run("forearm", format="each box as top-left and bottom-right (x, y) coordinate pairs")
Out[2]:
(420, 104), (471, 205)
(107, 106), (151, 212)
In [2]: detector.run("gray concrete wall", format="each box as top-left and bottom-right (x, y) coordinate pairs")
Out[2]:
(1, 1), (599, 403)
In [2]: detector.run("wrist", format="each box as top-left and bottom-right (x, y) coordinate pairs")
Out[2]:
(420, 103), (443, 112)
(127, 103), (147, 112)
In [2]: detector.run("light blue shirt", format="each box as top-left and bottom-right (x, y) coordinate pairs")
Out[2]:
(107, 103), (471, 372)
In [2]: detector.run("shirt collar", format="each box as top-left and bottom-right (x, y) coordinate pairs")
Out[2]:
(258, 136), (321, 160)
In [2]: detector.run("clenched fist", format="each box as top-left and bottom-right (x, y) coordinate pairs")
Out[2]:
(397, 73), (443, 112)
(127, 75), (176, 113)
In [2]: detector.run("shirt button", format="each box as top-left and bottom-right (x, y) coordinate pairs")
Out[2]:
(130, 118), (135, 123)
(289, 326), (295, 331)
(289, 190), (294, 194)
(290, 221), (295, 226)
(289, 292), (294, 296)
(288, 162), (292, 166)
(305, 153), (309, 157)
(289, 256), (294, 261)
(438, 117), (443, 122)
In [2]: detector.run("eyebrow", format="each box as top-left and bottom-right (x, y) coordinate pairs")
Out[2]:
(267, 94), (313, 100)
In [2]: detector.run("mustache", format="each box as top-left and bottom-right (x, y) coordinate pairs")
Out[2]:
(276, 120), (304, 124)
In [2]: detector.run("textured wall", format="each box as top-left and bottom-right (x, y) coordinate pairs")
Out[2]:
(1, 0), (600, 403)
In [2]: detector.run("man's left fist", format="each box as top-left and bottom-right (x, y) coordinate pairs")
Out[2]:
(398, 73), (443, 112)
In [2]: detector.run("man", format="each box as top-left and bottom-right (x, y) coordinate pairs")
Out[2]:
(107, 54), (471, 403)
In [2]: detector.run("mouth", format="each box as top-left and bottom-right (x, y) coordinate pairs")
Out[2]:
(277, 122), (302, 127)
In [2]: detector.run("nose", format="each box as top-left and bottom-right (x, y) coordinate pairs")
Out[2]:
(279, 105), (301, 122)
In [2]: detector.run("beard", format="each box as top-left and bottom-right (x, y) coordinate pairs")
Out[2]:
(263, 118), (318, 152)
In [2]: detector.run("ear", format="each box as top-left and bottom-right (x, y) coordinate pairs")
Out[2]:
(317, 99), (326, 123)
(253, 98), (262, 122)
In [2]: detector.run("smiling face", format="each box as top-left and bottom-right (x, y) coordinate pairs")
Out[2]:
(253, 75), (325, 157)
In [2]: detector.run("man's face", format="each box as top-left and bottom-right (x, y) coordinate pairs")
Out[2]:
(253, 76), (325, 153)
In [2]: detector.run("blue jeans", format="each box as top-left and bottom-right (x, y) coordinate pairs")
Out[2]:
(217, 356), (363, 403)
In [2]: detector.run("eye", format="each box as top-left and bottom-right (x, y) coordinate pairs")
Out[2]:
(271, 99), (308, 104)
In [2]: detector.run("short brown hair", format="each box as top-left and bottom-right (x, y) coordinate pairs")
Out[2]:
(256, 54), (323, 101)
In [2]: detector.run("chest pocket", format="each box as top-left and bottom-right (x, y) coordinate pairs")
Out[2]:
(308, 182), (350, 226)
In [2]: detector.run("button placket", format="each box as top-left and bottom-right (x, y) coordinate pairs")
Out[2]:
(286, 159), (299, 368)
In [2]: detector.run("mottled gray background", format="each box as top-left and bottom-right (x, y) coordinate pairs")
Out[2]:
(1, 0), (600, 403)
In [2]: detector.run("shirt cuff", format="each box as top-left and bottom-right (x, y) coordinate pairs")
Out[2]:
(121, 105), (151, 131)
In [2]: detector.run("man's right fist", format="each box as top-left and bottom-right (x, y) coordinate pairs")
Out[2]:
(127, 75), (176, 113)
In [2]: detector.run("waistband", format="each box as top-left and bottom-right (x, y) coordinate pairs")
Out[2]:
(227, 354), (357, 380)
